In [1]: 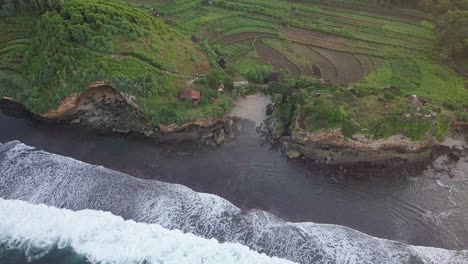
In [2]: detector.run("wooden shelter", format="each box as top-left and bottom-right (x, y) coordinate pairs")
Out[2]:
(217, 83), (225, 92)
(216, 57), (227, 68)
(408, 95), (428, 107)
(191, 35), (203, 44)
(233, 80), (249, 88)
(151, 8), (163, 17)
(179, 89), (201, 107)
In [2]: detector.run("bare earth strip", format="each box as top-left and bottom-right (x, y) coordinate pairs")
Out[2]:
(289, 43), (339, 81)
(310, 47), (364, 83)
(354, 53), (375, 76)
(236, 39), (254, 47)
(280, 27), (353, 52)
(215, 32), (277, 45)
(255, 40), (302, 76)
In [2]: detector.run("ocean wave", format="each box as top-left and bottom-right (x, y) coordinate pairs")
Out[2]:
(0, 141), (467, 264)
(0, 198), (295, 264)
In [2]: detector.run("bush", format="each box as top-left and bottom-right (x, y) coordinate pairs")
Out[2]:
(434, 117), (450, 140)
(207, 70), (225, 89)
(456, 111), (468, 121)
(302, 100), (348, 132)
(420, 20), (435, 30)
(237, 60), (274, 83)
(341, 119), (361, 138)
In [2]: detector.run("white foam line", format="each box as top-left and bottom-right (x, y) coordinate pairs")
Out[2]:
(0, 142), (467, 264)
(0, 198), (297, 264)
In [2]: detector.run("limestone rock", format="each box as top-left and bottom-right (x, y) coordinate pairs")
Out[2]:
(265, 104), (274, 116)
(286, 150), (301, 159)
(224, 119), (233, 134)
(214, 128), (226, 145)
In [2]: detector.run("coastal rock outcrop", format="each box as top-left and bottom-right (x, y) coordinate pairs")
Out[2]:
(282, 128), (447, 166)
(1, 81), (235, 145)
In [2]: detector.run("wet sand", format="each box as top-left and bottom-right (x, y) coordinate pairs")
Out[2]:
(229, 93), (271, 125)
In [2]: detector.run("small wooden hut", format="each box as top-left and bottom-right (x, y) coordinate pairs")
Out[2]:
(179, 89), (201, 107)
(216, 57), (227, 68)
(191, 35), (203, 44)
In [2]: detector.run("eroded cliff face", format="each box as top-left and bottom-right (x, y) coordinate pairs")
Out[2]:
(40, 81), (155, 135)
(1, 81), (234, 144)
(283, 129), (438, 165)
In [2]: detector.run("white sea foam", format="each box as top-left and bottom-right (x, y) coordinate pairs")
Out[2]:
(0, 141), (467, 264)
(0, 198), (296, 264)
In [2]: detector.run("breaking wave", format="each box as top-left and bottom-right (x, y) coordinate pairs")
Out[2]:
(0, 141), (467, 264)
(0, 198), (295, 264)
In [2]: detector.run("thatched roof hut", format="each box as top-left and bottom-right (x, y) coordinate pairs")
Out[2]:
(179, 89), (201, 101)
(408, 95), (426, 107)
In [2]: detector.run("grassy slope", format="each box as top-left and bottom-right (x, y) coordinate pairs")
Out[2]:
(1, 0), (466, 136)
(144, 0), (467, 140)
(0, 0), (239, 125)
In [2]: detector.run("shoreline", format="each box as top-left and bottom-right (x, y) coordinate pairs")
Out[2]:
(1, 91), (466, 168)
(279, 127), (466, 170)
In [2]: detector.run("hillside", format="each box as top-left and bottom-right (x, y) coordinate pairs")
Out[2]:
(0, 0), (240, 125)
(139, 0), (468, 140)
(0, 0), (467, 140)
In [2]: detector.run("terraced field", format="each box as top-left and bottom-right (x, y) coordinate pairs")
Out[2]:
(144, 0), (445, 86)
(142, 0), (468, 139)
(0, 17), (36, 95)
(254, 40), (301, 76)
(215, 32), (277, 45)
(0, 17), (34, 74)
(280, 26), (353, 52)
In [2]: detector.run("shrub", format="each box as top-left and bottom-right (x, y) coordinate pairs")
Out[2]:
(456, 111), (468, 121)
(434, 117), (450, 140)
(237, 60), (274, 83)
(420, 20), (435, 30)
(341, 119), (361, 138)
(207, 70), (225, 89)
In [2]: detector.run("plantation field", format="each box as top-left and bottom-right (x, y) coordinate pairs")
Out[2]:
(141, 0), (466, 100)
(138, 0), (467, 138)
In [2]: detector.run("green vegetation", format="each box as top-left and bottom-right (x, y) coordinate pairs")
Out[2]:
(267, 78), (456, 141)
(235, 59), (274, 83)
(1, 0), (466, 139)
(0, 0), (239, 124)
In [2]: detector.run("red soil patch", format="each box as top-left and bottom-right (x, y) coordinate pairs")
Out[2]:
(255, 40), (301, 76)
(216, 32), (276, 45)
(280, 27), (352, 52)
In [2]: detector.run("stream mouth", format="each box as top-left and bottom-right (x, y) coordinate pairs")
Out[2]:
(0, 109), (468, 252)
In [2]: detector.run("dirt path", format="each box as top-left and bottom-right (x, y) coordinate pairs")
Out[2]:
(229, 93), (271, 125)
(255, 40), (302, 76)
